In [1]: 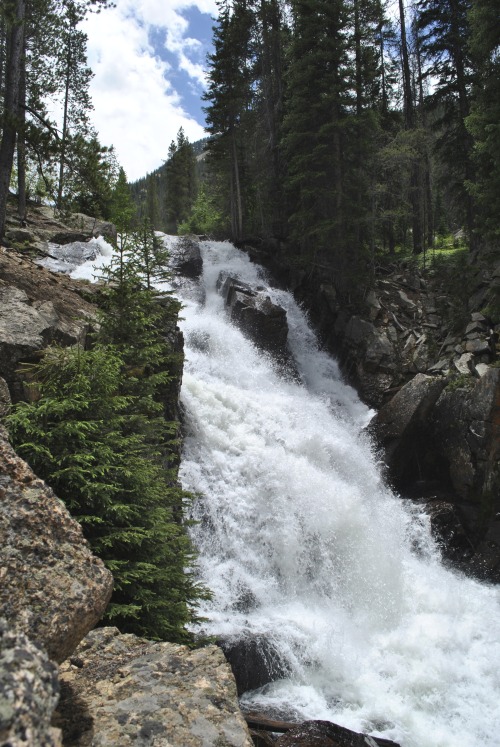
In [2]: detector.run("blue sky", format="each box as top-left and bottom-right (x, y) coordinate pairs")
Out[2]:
(82, 1), (217, 181)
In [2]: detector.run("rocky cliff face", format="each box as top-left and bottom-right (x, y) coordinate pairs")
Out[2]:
(0, 418), (113, 745)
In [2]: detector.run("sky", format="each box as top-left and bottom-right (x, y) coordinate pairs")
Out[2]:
(82, 0), (218, 182)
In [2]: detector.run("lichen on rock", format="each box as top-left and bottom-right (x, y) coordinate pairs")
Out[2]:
(55, 627), (254, 747)
(0, 425), (113, 664)
(0, 619), (62, 747)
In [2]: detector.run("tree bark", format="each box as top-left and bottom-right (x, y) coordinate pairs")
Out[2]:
(57, 29), (73, 212)
(231, 131), (243, 241)
(17, 32), (27, 225)
(0, 0), (25, 240)
(399, 0), (423, 255)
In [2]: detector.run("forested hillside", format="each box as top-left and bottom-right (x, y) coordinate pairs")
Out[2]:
(129, 133), (208, 233)
(195, 0), (499, 303)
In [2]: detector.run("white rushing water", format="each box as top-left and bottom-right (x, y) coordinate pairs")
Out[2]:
(65, 235), (500, 747)
(176, 240), (500, 747)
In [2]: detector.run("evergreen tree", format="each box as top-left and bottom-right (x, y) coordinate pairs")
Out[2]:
(178, 183), (224, 236)
(416, 0), (476, 245)
(0, 0), (25, 239)
(466, 0), (500, 247)
(0, 0), (112, 236)
(145, 171), (161, 229)
(165, 127), (197, 233)
(110, 165), (136, 238)
(282, 0), (352, 264)
(7, 344), (203, 641)
(54, 0), (93, 212)
(203, 0), (255, 241)
(246, 0), (288, 238)
(63, 131), (117, 217)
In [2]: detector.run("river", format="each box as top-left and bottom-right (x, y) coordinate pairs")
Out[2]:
(175, 239), (500, 747)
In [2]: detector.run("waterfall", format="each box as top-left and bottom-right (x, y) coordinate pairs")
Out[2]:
(176, 240), (500, 747)
(61, 234), (500, 747)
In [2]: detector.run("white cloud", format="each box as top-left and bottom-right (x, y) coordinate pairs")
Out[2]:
(82, 0), (217, 181)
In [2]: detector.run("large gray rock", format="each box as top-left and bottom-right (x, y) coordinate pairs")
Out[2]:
(0, 376), (10, 418)
(338, 316), (399, 406)
(217, 273), (289, 360)
(47, 231), (89, 245)
(55, 627), (254, 747)
(432, 369), (500, 536)
(0, 278), (93, 394)
(171, 237), (203, 279)
(64, 213), (116, 243)
(0, 426), (113, 663)
(220, 635), (290, 696)
(38, 241), (100, 274)
(0, 619), (62, 747)
(369, 374), (446, 486)
(4, 227), (38, 246)
(343, 317), (395, 373)
(274, 719), (400, 747)
(371, 369), (500, 578)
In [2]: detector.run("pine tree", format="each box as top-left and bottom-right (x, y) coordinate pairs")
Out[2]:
(110, 166), (136, 237)
(145, 171), (161, 229)
(178, 183), (224, 236)
(63, 131), (116, 217)
(54, 0), (93, 212)
(203, 0), (255, 241)
(0, 0), (113, 234)
(7, 344), (204, 641)
(282, 0), (352, 263)
(416, 0), (476, 245)
(165, 128), (197, 233)
(0, 0), (25, 239)
(247, 0), (287, 238)
(466, 0), (500, 247)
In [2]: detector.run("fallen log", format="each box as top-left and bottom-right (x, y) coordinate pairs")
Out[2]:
(243, 713), (401, 747)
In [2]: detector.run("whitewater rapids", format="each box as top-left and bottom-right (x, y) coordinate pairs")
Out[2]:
(176, 240), (500, 747)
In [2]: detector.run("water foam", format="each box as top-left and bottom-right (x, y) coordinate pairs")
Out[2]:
(177, 240), (500, 747)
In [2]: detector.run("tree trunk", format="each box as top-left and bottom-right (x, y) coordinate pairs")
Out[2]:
(0, 15), (6, 95)
(448, 0), (475, 249)
(354, 0), (362, 115)
(231, 132), (243, 241)
(0, 0), (25, 239)
(399, 0), (423, 254)
(415, 28), (433, 250)
(399, 0), (413, 130)
(17, 32), (27, 225)
(57, 33), (73, 212)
